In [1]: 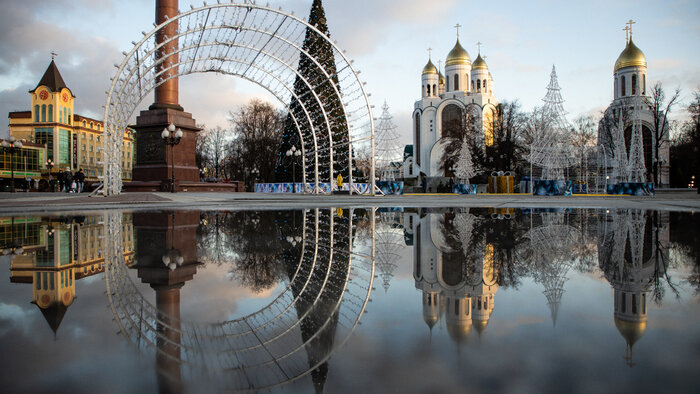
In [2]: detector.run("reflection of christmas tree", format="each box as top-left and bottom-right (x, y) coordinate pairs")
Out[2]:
(375, 101), (403, 180)
(275, 0), (351, 183)
(453, 136), (475, 184)
(375, 213), (404, 292)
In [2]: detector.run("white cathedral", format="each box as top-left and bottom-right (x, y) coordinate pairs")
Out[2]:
(405, 30), (499, 183)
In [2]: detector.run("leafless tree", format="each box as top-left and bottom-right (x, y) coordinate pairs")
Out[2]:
(571, 114), (598, 182)
(645, 82), (681, 186)
(197, 125), (230, 179)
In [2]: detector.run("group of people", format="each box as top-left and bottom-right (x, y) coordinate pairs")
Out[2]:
(55, 168), (86, 193)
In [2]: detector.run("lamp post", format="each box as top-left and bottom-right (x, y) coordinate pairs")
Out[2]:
(161, 123), (183, 193)
(250, 166), (259, 192)
(2, 136), (23, 193)
(285, 145), (301, 193)
(45, 159), (54, 192)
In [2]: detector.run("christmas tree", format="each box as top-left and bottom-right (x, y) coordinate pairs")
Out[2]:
(275, 0), (351, 183)
(453, 136), (475, 184)
(375, 101), (403, 180)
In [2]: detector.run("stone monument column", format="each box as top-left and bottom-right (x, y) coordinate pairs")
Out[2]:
(129, 0), (201, 190)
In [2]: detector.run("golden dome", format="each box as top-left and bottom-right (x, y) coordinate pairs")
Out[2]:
(472, 54), (488, 70)
(439, 71), (445, 85)
(473, 319), (489, 335)
(446, 39), (471, 67)
(614, 317), (647, 347)
(422, 59), (438, 75)
(446, 321), (471, 343)
(614, 39), (647, 73)
(423, 314), (438, 328)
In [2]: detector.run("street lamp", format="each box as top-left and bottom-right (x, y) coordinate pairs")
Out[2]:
(285, 145), (301, 192)
(2, 136), (23, 193)
(251, 166), (259, 192)
(161, 123), (183, 193)
(45, 159), (54, 192)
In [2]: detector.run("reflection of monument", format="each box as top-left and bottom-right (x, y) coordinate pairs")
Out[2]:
(6, 215), (134, 335)
(407, 209), (499, 344)
(133, 211), (201, 393)
(598, 209), (669, 366)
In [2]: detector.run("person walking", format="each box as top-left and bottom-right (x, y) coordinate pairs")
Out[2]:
(64, 167), (73, 193)
(76, 168), (85, 193)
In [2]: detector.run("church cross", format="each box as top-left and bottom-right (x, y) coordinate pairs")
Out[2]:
(454, 23), (462, 39)
(51, 51), (58, 60)
(428, 47), (432, 59)
(476, 41), (483, 54)
(626, 19), (636, 39)
(622, 26), (630, 43)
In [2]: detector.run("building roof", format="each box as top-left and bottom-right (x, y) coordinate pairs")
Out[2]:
(31, 60), (71, 94)
(8, 111), (31, 119)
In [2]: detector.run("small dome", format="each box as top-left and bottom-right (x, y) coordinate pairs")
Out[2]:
(472, 54), (488, 70)
(614, 317), (647, 347)
(446, 320), (471, 343)
(422, 59), (438, 75)
(423, 314), (438, 328)
(472, 319), (489, 335)
(446, 39), (471, 67)
(614, 39), (647, 73)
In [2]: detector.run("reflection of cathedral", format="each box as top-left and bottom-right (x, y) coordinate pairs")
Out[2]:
(406, 209), (499, 344)
(4, 215), (134, 335)
(407, 28), (499, 181)
(598, 209), (669, 366)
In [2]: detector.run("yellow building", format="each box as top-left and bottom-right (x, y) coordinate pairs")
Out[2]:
(7, 60), (135, 185)
(4, 214), (134, 335)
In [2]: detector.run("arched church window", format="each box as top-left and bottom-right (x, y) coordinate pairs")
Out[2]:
(620, 76), (626, 97)
(454, 75), (459, 91)
(34, 105), (39, 122)
(433, 84), (436, 95)
(48, 105), (53, 122)
(621, 292), (626, 313)
(643, 74), (646, 95)
(632, 74), (637, 95)
(454, 299), (459, 315)
(414, 113), (421, 165)
(471, 81), (474, 91)
(41, 105), (46, 122)
(427, 84), (431, 96)
(642, 294), (646, 313)
(445, 75), (450, 91)
(477, 80), (481, 92)
(441, 104), (463, 139)
(632, 294), (637, 314)
(483, 80), (487, 91)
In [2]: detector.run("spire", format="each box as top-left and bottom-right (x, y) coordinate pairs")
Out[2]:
(37, 302), (69, 335)
(32, 60), (69, 93)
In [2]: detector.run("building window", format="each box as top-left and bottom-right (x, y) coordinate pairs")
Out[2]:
(632, 74), (637, 95)
(83, 121), (86, 127)
(48, 105), (53, 122)
(427, 84), (431, 96)
(620, 75), (626, 97)
(471, 81), (474, 91)
(621, 292), (626, 313)
(433, 84), (436, 95)
(41, 105), (46, 122)
(34, 105), (39, 122)
(445, 75), (450, 91)
(642, 74), (646, 95)
(414, 113), (421, 165)
(58, 128), (70, 165)
(477, 80), (481, 92)
(483, 80), (487, 91)
(454, 75), (459, 91)
(35, 127), (54, 161)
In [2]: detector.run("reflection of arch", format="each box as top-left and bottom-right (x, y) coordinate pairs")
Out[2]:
(104, 209), (374, 391)
(103, 4), (374, 195)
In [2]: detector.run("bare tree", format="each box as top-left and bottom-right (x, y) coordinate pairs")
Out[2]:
(198, 126), (230, 179)
(646, 82), (681, 186)
(571, 114), (598, 182)
(487, 100), (528, 175)
(227, 99), (285, 189)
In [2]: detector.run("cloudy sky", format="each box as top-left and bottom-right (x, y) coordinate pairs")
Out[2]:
(1, 0), (698, 144)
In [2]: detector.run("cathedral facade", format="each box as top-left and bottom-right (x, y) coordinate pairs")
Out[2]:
(406, 34), (499, 182)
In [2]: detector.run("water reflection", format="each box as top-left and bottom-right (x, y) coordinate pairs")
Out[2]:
(3, 215), (133, 336)
(1, 208), (698, 392)
(104, 208), (374, 392)
(399, 208), (695, 366)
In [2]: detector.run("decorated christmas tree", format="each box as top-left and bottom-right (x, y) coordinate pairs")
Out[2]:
(275, 0), (351, 183)
(453, 136), (476, 184)
(375, 101), (403, 180)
